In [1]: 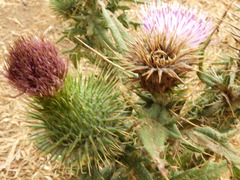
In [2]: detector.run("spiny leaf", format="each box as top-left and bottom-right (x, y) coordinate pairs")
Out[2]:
(99, 1), (127, 52)
(233, 165), (240, 179)
(138, 119), (181, 179)
(181, 141), (204, 154)
(138, 120), (166, 158)
(171, 160), (228, 180)
(186, 126), (240, 166)
(197, 71), (222, 87)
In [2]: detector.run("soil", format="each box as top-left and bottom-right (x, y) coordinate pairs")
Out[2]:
(0, 0), (239, 179)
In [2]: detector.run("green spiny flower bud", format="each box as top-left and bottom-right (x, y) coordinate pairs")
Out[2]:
(50, 0), (96, 19)
(29, 73), (130, 175)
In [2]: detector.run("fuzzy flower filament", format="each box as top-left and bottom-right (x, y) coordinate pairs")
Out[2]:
(4, 37), (68, 97)
(140, 1), (214, 47)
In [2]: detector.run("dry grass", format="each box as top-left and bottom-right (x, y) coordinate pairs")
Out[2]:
(0, 0), (239, 179)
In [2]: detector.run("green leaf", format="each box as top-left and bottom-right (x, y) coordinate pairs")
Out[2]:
(144, 103), (178, 125)
(136, 92), (154, 107)
(197, 71), (221, 87)
(233, 165), (240, 179)
(122, 150), (153, 180)
(138, 118), (182, 179)
(186, 127), (240, 166)
(141, 101), (182, 140)
(138, 120), (166, 158)
(95, 25), (118, 51)
(165, 124), (182, 139)
(170, 160), (228, 180)
(69, 51), (82, 68)
(223, 75), (230, 88)
(118, 5), (131, 11)
(99, 1), (127, 52)
(181, 141), (204, 153)
(100, 163), (115, 180)
(110, 166), (129, 180)
(123, 0), (145, 3)
(138, 119), (167, 177)
(112, 13), (132, 40)
(118, 12), (130, 28)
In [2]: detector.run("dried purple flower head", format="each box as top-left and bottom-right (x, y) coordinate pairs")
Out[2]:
(127, 1), (214, 94)
(4, 36), (68, 97)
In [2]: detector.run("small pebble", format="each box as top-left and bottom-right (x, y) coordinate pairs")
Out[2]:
(22, 0), (28, 6)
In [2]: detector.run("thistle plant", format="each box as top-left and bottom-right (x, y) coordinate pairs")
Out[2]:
(124, 1), (221, 178)
(3, 0), (240, 180)
(4, 36), (135, 178)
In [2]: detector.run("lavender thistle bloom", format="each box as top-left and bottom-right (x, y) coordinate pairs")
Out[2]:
(127, 1), (214, 94)
(139, 1), (215, 48)
(4, 37), (68, 97)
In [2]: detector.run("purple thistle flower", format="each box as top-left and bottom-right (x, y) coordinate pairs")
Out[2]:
(139, 1), (214, 48)
(4, 36), (68, 97)
(126, 1), (215, 94)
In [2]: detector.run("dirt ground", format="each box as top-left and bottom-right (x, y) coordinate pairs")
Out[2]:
(0, 0), (239, 179)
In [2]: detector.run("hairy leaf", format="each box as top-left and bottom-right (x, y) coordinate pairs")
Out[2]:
(186, 127), (240, 166)
(171, 160), (228, 180)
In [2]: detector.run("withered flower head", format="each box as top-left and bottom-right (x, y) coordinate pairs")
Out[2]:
(127, 1), (214, 94)
(4, 36), (68, 97)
